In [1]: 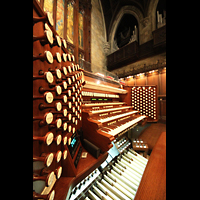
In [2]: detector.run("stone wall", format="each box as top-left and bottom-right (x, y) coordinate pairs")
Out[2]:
(91, 0), (107, 73)
(90, 0), (164, 75)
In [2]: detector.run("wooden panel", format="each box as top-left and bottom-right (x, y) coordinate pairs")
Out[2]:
(107, 41), (139, 70)
(153, 25), (166, 47)
(135, 132), (166, 200)
(138, 123), (166, 150)
(120, 86), (132, 106)
(158, 99), (166, 121)
(126, 77), (135, 86)
(107, 28), (165, 72)
(136, 76), (146, 85)
(147, 73), (159, 94)
(160, 72), (166, 95)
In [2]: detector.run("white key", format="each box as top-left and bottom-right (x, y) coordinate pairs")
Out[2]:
(103, 176), (131, 200)
(122, 155), (145, 172)
(117, 160), (142, 179)
(107, 171), (136, 198)
(126, 151), (147, 166)
(124, 152), (146, 168)
(88, 190), (101, 200)
(115, 162), (141, 183)
(112, 165), (140, 186)
(96, 181), (121, 200)
(120, 158), (143, 175)
(111, 169), (138, 191)
(129, 149), (148, 163)
(92, 185), (113, 200)
(121, 157), (144, 175)
(108, 116), (146, 136)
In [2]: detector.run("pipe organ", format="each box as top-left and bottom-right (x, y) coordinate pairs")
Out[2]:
(33, 1), (166, 199)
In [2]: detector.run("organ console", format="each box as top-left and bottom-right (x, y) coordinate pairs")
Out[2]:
(81, 75), (147, 152)
(33, 1), (165, 199)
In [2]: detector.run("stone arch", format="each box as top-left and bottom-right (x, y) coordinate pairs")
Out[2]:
(108, 5), (144, 53)
(147, 0), (159, 32)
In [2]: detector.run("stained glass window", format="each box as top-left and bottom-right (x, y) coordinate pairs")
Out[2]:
(43, 0), (54, 20)
(56, 0), (65, 38)
(78, 12), (83, 48)
(67, 2), (74, 44)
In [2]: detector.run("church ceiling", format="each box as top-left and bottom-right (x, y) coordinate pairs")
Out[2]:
(100, 0), (151, 40)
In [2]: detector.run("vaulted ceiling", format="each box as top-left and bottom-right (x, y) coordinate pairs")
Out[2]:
(100, 0), (151, 41)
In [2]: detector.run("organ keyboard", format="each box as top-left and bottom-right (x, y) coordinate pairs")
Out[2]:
(81, 71), (147, 153)
(82, 100), (147, 152)
(69, 136), (148, 200)
(68, 131), (166, 200)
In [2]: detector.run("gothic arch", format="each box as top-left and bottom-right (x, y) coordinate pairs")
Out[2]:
(108, 5), (144, 53)
(147, 0), (159, 32)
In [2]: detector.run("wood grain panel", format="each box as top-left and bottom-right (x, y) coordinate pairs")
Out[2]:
(135, 132), (166, 200)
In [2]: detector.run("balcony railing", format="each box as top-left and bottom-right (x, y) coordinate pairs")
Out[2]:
(106, 25), (166, 71)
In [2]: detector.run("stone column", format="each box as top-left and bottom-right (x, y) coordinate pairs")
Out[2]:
(103, 41), (110, 56)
